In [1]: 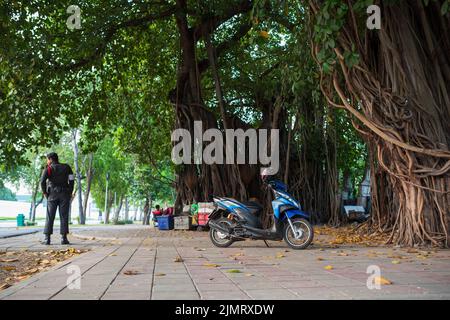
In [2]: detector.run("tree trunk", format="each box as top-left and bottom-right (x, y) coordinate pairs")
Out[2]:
(310, 0), (450, 246)
(29, 178), (39, 221)
(113, 195), (124, 222)
(82, 153), (94, 221)
(104, 196), (113, 224)
(72, 129), (85, 224)
(142, 196), (150, 225)
(124, 197), (129, 221)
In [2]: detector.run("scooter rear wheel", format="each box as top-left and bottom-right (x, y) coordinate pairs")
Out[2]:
(283, 218), (314, 250)
(209, 217), (235, 248)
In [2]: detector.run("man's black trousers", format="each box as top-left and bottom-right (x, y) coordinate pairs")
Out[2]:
(44, 192), (70, 235)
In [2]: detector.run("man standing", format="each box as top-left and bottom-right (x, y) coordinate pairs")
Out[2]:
(40, 152), (75, 245)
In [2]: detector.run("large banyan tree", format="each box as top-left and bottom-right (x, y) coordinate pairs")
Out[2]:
(310, 0), (450, 246)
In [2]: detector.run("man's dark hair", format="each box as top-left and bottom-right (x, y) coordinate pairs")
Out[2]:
(155, 205), (160, 210)
(46, 152), (59, 162)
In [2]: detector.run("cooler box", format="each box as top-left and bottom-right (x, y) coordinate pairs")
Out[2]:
(174, 216), (192, 230)
(157, 216), (174, 230)
(197, 213), (209, 226)
(198, 202), (215, 214)
(182, 205), (191, 215)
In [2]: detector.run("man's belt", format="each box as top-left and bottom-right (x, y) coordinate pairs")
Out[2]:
(49, 186), (70, 193)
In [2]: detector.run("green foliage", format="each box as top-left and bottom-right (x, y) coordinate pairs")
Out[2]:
(334, 109), (368, 193)
(0, 182), (16, 201)
(442, 0), (450, 15)
(111, 219), (133, 225)
(90, 136), (130, 211)
(312, 0), (374, 73)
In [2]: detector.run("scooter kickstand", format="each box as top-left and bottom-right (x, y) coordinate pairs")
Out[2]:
(263, 240), (270, 248)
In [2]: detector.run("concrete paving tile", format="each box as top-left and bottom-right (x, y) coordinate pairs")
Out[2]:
(236, 281), (284, 290)
(196, 283), (240, 292)
(102, 292), (150, 300)
(153, 284), (197, 292)
(278, 280), (325, 288)
(245, 289), (298, 300)
(199, 291), (250, 300)
(152, 291), (200, 300)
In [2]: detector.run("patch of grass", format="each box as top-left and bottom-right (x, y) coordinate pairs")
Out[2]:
(226, 269), (242, 273)
(110, 219), (134, 225)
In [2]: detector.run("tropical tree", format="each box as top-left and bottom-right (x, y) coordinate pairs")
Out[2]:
(309, 0), (450, 246)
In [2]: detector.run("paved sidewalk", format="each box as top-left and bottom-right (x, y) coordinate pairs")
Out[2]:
(1, 225), (449, 300)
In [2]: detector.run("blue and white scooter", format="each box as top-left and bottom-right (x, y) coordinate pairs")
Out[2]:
(208, 170), (314, 249)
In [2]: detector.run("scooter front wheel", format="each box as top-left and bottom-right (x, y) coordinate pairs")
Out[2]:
(209, 217), (235, 248)
(283, 218), (314, 250)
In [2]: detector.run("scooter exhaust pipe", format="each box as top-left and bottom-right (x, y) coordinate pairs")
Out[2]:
(208, 220), (232, 235)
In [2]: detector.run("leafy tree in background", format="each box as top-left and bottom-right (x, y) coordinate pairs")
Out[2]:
(0, 181), (16, 201)
(13, 151), (46, 221)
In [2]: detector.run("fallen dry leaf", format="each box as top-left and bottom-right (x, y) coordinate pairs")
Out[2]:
(0, 258), (18, 263)
(391, 260), (401, 264)
(123, 270), (140, 275)
(0, 283), (11, 290)
(173, 256), (183, 263)
(1, 266), (16, 271)
(155, 273), (166, 276)
(203, 263), (220, 268)
(374, 276), (392, 285)
(317, 257), (325, 261)
(26, 268), (39, 274)
(324, 265), (333, 270)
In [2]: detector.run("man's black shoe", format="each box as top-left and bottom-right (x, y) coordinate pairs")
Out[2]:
(42, 235), (51, 245)
(61, 235), (70, 245)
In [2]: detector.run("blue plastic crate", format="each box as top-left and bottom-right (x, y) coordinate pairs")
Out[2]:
(157, 216), (174, 230)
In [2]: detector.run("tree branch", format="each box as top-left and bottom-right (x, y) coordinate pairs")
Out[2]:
(57, 6), (177, 71)
(197, 21), (253, 74)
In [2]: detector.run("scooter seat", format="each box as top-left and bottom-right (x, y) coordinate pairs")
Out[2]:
(242, 201), (263, 215)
